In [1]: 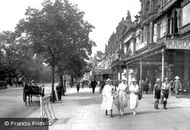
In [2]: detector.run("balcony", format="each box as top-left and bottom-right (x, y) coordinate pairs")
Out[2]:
(180, 23), (190, 35)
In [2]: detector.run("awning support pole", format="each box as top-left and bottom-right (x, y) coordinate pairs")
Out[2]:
(127, 65), (129, 85)
(161, 48), (165, 82)
(140, 59), (142, 92)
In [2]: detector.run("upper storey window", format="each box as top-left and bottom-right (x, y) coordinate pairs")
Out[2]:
(182, 2), (190, 26)
(145, 1), (150, 14)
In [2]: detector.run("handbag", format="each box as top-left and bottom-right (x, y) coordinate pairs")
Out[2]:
(138, 92), (142, 100)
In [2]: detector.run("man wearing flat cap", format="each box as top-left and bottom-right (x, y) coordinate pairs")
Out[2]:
(153, 78), (161, 109)
(161, 78), (171, 109)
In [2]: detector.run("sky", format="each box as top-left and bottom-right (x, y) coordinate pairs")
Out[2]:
(0, 0), (141, 55)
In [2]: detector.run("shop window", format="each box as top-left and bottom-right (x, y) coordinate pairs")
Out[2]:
(182, 3), (190, 26)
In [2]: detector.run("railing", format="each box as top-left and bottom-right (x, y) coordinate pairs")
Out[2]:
(180, 23), (190, 35)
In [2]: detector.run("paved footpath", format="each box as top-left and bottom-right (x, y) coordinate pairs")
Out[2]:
(27, 87), (190, 130)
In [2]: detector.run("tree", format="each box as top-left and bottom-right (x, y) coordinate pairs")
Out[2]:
(0, 30), (46, 83)
(16, 0), (95, 102)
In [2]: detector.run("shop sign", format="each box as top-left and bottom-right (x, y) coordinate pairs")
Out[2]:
(131, 61), (167, 66)
(166, 38), (190, 49)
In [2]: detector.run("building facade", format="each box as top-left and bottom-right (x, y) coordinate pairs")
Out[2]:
(103, 0), (190, 92)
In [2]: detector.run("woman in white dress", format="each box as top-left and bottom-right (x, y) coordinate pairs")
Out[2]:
(116, 78), (128, 115)
(129, 78), (140, 115)
(101, 79), (115, 117)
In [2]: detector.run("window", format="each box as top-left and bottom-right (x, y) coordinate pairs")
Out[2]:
(147, 24), (150, 44)
(153, 24), (157, 43)
(182, 3), (190, 26)
(142, 27), (146, 43)
(158, 17), (167, 38)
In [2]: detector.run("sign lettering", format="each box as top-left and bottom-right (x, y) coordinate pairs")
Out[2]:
(166, 38), (190, 49)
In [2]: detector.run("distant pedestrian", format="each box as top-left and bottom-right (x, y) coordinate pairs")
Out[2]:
(143, 77), (149, 94)
(161, 78), (171, 109)
(76, 81), (80, 93)
(129, 78), (140, 115)
(101, 79), (115, 118)
(116, 78), (128, 115)
(91, 79), (97, 94)
(153, 78), (161, 109)
(56, 83), (63, 101)
(99, 80), (106, 94)
(173, 76), (182, 98)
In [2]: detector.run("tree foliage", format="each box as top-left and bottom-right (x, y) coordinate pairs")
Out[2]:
(16, 0), (95, 79)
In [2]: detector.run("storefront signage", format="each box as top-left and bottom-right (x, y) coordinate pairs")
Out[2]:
(166, 38), (190, 49)
(130, 61), (167, 66)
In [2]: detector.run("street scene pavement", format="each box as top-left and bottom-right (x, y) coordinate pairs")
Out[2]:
(26, 86), (190, 130)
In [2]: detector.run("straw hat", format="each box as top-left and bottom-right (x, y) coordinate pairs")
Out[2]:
(156, 78), (161, 82)
(131, 78), (137, 82)
(175, 76), (180, 80)
(106, 79), (112, 82)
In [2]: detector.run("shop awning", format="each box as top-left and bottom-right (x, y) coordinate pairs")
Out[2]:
(124, 44), (164, 65)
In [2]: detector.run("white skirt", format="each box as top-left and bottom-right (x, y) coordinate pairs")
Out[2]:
(130, 93), (139, 109)
(101, 96), (113, 110)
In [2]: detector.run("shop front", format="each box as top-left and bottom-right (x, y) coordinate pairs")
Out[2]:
(123, 38), (190, 93)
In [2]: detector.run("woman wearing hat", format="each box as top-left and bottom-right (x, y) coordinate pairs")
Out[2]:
(161, 78), (171, 109)
(153, 78), (161, 109)
(173, 76), (182, 98)
(129, 78), (140, 115)
(101, 79), (115, 117)
(116, 78), (128, 115)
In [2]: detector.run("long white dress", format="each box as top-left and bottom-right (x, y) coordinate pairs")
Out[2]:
(101, 84), (114, 110)
(129, 84), (139, 109)
(117, 83), (128, 109)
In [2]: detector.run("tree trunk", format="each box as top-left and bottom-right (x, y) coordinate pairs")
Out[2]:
(63, 71), (66, 94)
(71, 76), (74, 88)
(51, 56), (56, 103)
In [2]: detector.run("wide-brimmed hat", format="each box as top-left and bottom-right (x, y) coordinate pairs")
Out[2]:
(175, 76), (180, 79)
(165, 78), (168, 81)
(156, 78), (161, 82)
(106, 79), (112, 82)
(131, 78), (137, 82)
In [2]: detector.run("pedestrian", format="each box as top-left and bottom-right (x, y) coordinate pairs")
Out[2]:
(101, 79), (115, 118)
(129, 78), (140, 115)
(56, 83), (63, 101)
(116, 78), (128, 115)
(173, 76), (182, 98)
(153, 78), (161, 109)
(91, 79), (97, 94)
(161, 78), (171, 109)
(76, 81), (80, 93)
(143, 77), (149, 94)
(99, 79), (106, 94)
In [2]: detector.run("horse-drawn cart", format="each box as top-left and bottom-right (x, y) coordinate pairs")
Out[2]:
(23, 83), (45, 106)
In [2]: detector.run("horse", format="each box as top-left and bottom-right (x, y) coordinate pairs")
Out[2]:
(23, 82), (32, 106)
(23, 82), (45, 106)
